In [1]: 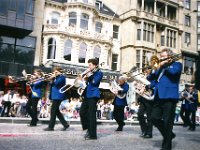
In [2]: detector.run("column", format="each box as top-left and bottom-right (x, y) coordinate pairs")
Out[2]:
(154, 0), (157, 14)
(165, 4), (168, 18)
(141, 0), (144, 11)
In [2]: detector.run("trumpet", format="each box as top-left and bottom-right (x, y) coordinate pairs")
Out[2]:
(149, 53), (182, 71)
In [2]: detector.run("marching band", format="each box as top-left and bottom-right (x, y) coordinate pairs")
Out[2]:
(0, 48), (199, 150)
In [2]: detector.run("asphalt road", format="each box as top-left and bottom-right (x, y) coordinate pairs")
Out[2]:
(0, 123), (199, 150)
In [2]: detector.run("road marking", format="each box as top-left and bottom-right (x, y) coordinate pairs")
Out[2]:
(0, 133), (47, 137)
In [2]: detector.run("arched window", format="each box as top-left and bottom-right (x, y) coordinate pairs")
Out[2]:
(80, 13), (89, 30)
(69, 12), (77, 26)
(82, 0), (88, 3)
(64, 39), (72, 61)
(47, 38), (56, 59)
(93, 45), (101, 61)
(79, 43), (87, 63)
(95, 22), (102, 33)
(51, 12), (60, 24)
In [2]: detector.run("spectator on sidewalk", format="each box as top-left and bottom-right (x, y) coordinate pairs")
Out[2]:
(1, 90), (12, 117)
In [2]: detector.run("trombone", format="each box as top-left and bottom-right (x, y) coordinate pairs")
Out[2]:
(59, 68), (97, 94)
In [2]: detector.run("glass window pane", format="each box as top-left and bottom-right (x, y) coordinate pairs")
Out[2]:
(26, 0), (34, 14)
(80, 14), (89, 30)
(17, 0), (26, 19)
(16, 36), (36, 48)
(69, 12), (77, 26)
(15, 46), (34, 65)
(47, 38), (56, 59)
(83, 0), (88, 3)
(0, 0), (8, 16)
(95, 22), (102, 33)
(0, 43), (14, 62)
(64, 40), (72, 61)
(0, 36), (15, 44)
(79, 43), (87, 63)
(51, 12), (60, 24)
(9, 0), (16, 10)
(111, 54), (118, 70)
(93, 45), (101, 59)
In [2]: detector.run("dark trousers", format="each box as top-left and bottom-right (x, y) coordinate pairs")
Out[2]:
(49, 100), (68, 129)
(113, 105), (125, 127)
(1, 101), (11, 117)
(137, 100), (153, 135)
(80, 98), (98, 138)
(180, 106), (190, 126)
(97, 110), (101, 119)
(151, 100), (177, 150)
(188, 110), (196, 129)
(26, 98), (39, 125)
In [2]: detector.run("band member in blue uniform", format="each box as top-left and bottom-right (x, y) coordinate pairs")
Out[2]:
(180, 84), (191, 127)
(148, 48), (182, 150)
(112, 76), (129, 131)
(80, 58), (103, 140)
(44, 67), (69, 131)
(138, 68), (155, 138)
(182, 84), (198, 131)
(26, 69), (44, 126)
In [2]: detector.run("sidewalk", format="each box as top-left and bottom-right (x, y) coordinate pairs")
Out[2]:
(0, 117), (183, 126)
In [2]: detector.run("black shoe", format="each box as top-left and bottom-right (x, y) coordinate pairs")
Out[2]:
(115, 126), (123, 131)
(61, 124), (70, 131)
(188, 127), (195, 131)
(84, 130), (90, 138)
(143, 134), (152, 138)
(85, 136), (97, 140)
(139, 132), (146, 137)
(44, 127), (54, 131)
(172, 132), (176, 140)
(27, 124), (37, 127)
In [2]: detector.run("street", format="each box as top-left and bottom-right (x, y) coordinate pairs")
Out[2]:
(0, 123), (199, 150)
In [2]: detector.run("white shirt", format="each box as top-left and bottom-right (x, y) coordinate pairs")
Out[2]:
(3, 94), (12, 102)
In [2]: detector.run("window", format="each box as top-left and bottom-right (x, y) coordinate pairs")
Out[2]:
(47, 38), (56, 59)
(111, 54), (118, 70)
(9, 0), (16, 10)
(136, 50), (140, 68)
(0, 0), (8, 16)
(185, 32), (191, 45)
(93, 45), (101, 61)
(95, 22), (102, 33)
(113, 25), (119, 39)
(79, 43), (87, 63)
(198, 34), (200, 50)
(185, 15), (191, 26)
(51, 12), (60, 24)
(184, 56), (194, 74)
(0, 36), (36, 65)
(143, 22), (154, 43)
(161, 35), (165, 46)
(137, 22), (141, 40)
(82, 0), (88, 3)
(26, 0), (34, 14)
(17, 0), (26, 19)
(184, 0), (191, 9)
(198, 2), (200, 16)
(80, 13), (89, 30)
(69, 12), (77, 26)
(166, 29), (176, 48)
(64, 39), (72, 61)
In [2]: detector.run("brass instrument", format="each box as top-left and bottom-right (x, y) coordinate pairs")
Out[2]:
(109, 80), (126, 99)
(149, 53), (182, 71)
(59, 67), (98, 95)
(181, 90), (194, 104)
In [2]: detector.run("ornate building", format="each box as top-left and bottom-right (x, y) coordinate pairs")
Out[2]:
(42, 0), (121, 71)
